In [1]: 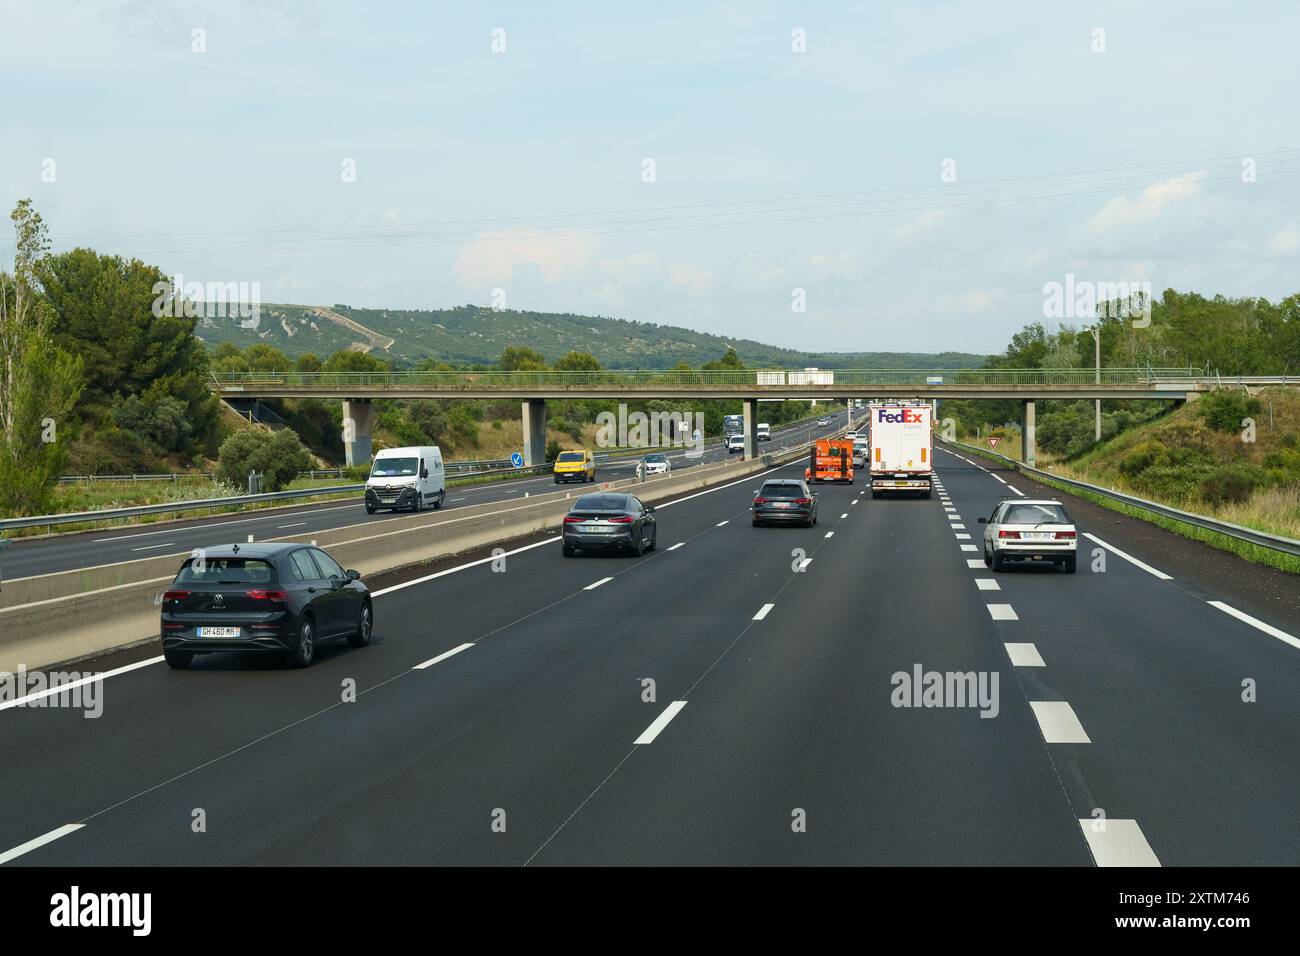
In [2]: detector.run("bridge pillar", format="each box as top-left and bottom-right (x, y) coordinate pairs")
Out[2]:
(342, 399), (375, 467)
(742, 398), (759, 460)
(522, 399), (547, 467)
(1021, 400), (1036, 468)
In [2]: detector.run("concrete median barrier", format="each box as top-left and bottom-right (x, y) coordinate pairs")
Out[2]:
(0, 445), (806, 672)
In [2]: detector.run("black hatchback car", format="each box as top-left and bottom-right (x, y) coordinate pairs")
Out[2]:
(752, 479), (818, 527)
(159, 542), (371, 669)
(562, 493), (657, 556)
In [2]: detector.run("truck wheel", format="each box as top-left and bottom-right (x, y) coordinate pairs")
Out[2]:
(365, 505), (376, 514)
(433, 490), (444, 509)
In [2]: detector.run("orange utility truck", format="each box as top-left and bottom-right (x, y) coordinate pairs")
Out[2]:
(805, 438), (854, 483)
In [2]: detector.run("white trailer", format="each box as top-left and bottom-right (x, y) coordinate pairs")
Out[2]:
(868, 403), (933, 498)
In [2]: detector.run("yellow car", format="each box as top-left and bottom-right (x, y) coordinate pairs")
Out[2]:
(553, 449), (596, 484)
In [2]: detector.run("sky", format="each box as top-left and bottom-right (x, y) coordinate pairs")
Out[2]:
(2, 0), (1299, 356)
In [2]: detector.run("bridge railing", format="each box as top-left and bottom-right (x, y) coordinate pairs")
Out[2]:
(210, 367), (1206, 389)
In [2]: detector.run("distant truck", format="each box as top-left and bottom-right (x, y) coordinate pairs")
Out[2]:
(805, 438), (854, 483)
(723, 413), (745, 439)
(868, 403), (932, 498)
(757, 423), (771, 442)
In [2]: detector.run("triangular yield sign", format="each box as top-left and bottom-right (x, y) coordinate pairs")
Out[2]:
(988, 437), (1000, 448)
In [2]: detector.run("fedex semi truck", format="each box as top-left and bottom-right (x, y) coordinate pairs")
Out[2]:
(868, 402), (933, 499)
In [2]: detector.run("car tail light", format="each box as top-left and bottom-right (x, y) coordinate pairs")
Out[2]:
(1055, 531), (1076, 539)
(753, 497), (768, 505)
(162, 623), (185, 630)
(162, 590), (190, 601)
(246, 590), (288, 602)
(563, 514), (586, 523)
(607, 515), (633, 523)
(998, 530), (1021, 539)
(793, 498), (811, 505)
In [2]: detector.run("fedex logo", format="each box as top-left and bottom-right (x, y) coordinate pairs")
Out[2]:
(877, 408), (925, 424)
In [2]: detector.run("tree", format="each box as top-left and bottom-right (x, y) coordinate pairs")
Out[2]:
(112, 393), (192, 452)
(217, 427), (312, 491)
(554, 350), (601, 371)
(322, 349), (388, 372)
(498, 345), (547, 371)
(0, 200), (85, 515)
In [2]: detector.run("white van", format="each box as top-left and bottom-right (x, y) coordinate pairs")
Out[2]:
(757, 423), (771, 442)
(365, 445), (446, 514)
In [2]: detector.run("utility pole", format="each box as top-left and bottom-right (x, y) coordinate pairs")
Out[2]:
(1087, 326), (1102, 442)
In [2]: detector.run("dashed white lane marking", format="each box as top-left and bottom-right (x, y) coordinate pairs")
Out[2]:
(0, 824), (85, 866)
(634, 701), (687, 745)
(753, 603), (775, 621)
(987, 603), (1018, 621)
(960, 544), (978, 552)
(373, 537), (559, 597)
(91, 503), (360, 542)
(1079, 819), (1161, 867)
(798, 557), (813, 570)
(1082, 533), (1172, 580)
(966, 559), (986, 568)
(974, 578), (1000, 591)
(992, 475), (1008, 485)
(130, 542), (176, 551)
(277, 522), (307, 529)
(1004, 642), (1044, 667)
(1030, 701), (1091, 743)
(1208, 601), (1300, 651)
(1006, 486), (1025, 496)
(667, 542), (685, 551)
(840, 513), (848, 519)
(952, 524), (966, 530)
(955, 533), (971, 540)
(851, 500), (858, 505)
(716, 520), (729, 527)
(414, 643), (475, 670)
(584, 577), (613, 591)
(824, 531), (834, 538)
(0, 656), (163, 711)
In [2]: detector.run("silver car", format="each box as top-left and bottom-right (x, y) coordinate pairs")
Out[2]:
(978, 499), (1078, 573)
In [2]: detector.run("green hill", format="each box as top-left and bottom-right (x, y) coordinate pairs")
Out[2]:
(196, 302), (988, 370)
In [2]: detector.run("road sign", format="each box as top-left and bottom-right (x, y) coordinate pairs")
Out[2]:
(510, 452), (524, 468)
(988, 437), (1000, 448)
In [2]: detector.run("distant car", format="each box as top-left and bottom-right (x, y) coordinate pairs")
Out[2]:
(562, 493), (657, 556)
(752, 479), (817, 527)
(553, 449), (595, 483)
(817, 417), (831, 426)
(160, 543), (371, 669)
(641, 452), (670, 476)
(845, 431), (859, 442)
(979, 499), (1078, 573)
(757, 423), (771, 441)
(727, 434), (745, 454)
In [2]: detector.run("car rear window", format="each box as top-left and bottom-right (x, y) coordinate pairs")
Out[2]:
(176, 557), (274, 584)
(558, 452), (585, 462)
(573, 495), (626, 511)
(760, 483), (803, 498)
(1003, 504), (1069, 525)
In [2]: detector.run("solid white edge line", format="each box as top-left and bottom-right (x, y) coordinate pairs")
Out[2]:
(0, 823), (84, 865)
(413, 642), (475, 670)
(584, 577), (613, 591)
(1082, 533), (1172, 580)
(753, 603), (774, 621)
(1208, 601), (1300, 651)
(634, 700), (687, 745)
(0, 656), (164, 711)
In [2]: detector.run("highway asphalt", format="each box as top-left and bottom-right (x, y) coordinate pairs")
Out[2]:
(2, 441), (1297, 865)
(1, 411), (853, 581)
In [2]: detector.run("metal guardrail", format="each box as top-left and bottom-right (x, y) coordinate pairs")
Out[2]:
(210, 367), (1206, 388)
(945, 439), (1300, 559)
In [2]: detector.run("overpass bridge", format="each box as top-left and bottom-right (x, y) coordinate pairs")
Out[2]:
(209, 367), (1226, 467)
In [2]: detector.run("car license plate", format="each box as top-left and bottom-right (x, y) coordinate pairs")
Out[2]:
(773, 502), (791, 508)
(197, 626), (241, 638)
(1023, 532), (1052, 540)
(587, 525), (614, 533)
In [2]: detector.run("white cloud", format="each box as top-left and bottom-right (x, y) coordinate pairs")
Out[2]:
(452, 232), (598, 287)
(1269, 223), (1300, 255)
(939, 289), (995, 314)
(667, 263), (715, 293)
(276, 273), (308, 291)
(891, 209), (946, 243)
(1085, 171), (1208, 235)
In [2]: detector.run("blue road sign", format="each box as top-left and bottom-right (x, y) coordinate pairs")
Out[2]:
(510, 452), (524, 468)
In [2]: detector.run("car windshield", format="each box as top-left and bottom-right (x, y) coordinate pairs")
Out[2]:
(558, 452), (585, 462)
(370, 457), (417, 477)
(573, 495), (627, 511)
(176, 557), (274, 584)
(644, 454), (666, 463)
(1003, 504), (1069, 525)
(760, 483), (803, 498)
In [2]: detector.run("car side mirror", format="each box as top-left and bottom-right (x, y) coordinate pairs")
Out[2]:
(977, 517), (987, 524)
(346, 569), (361, 581)
(646, 505), (656, 513)
(421, 468), (429, 479)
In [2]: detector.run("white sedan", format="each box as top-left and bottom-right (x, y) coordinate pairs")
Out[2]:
(640, 453), (671, 476)
(978, 499), (1078, 573)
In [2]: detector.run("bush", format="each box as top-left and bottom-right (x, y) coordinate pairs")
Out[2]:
(1198, 466), (1259, 505)
(112, 394), (192, 452)
(1199, 390), (1261, 433)
(217, 428), (312, 492)
(1119, 440), (1170, 477)
(545, 439), (561, 462)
